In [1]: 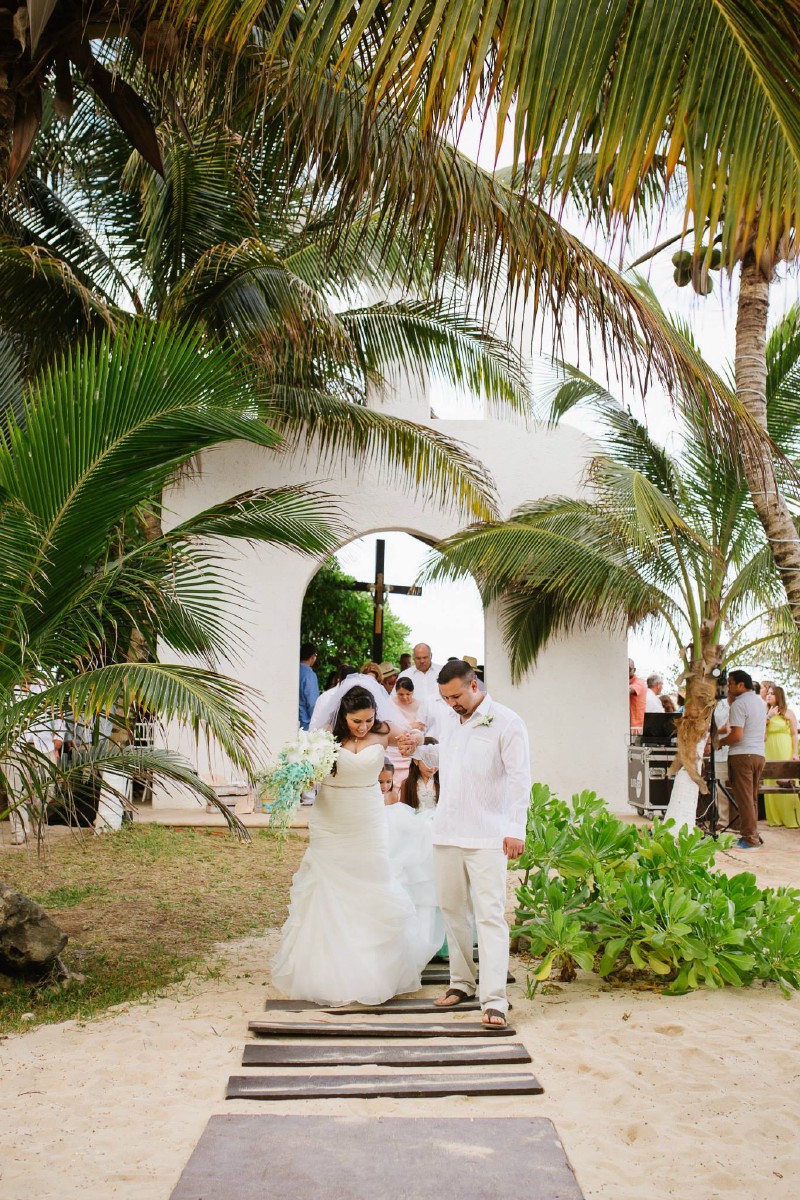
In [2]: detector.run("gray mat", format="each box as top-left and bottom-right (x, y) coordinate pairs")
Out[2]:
(247, 1019), (515, 1038)
(242, 1041), (532, 1067)
(226, 1071), (544, 1100)
(170, 1115), (583, 1198)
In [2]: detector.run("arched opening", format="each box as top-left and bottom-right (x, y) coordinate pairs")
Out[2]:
(301, 530), (485, 689)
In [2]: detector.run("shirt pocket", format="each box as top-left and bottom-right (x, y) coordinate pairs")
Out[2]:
(466, 734), (498, 774)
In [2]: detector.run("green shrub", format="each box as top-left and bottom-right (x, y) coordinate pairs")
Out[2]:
(513, 784), (800, 994)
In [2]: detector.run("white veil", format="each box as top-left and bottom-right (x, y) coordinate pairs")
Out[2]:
(309, 673), (394, 732)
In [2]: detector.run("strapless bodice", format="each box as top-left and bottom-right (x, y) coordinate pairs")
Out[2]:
(324, 742), (385, 788)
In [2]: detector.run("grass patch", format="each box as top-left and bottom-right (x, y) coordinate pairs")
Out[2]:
(0, 824), (305, 1034)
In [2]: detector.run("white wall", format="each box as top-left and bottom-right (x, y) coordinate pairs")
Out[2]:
(158, 412), (629, 811)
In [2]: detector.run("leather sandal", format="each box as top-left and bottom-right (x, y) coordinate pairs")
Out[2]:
(481, 1008), (508, 1027)
(434, 988), (472, 1008)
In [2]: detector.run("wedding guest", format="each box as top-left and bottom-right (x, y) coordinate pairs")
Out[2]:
(396, 642), (442, 703)
(400, 743), (440, 811)
(629, 659), (647, 734)
(392, 677), (427, 726)
(763, 685), (799, 828)
(404, 659), (530, 1027)
(399, 653), (412, 672)
(661, 694), (677, 714)
(298, 642), (319, 731)
(387, 677), (427, 788)
(463, 655), (486, 694)
(717, 669), (767, 849)
(645, 674), (665, 713)
(360, 661), (384, 684)
(380, 759), (399, 805)
(379, 662), (399, 694)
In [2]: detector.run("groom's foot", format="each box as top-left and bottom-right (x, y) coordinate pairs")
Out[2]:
(481, 1007), (508, 1027)
(434, 988), (473, 1008)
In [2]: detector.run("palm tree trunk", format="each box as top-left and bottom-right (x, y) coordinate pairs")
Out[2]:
(735, 255), (800, 628)
(664, 627), (722, 831)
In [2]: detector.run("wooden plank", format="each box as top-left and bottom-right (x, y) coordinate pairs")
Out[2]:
(247, 1019), (516, 1038)
(241, 1041), (532, 1068)
(421, 970), (516, 984)
(264, 997), (481, 1014)
(226, 1071), (543, 1100)
(764, 760), (800, 779)
(170, 1115), (583, 1199)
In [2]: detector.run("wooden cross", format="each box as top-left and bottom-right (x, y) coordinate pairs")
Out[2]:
(348, 539), (422, 662)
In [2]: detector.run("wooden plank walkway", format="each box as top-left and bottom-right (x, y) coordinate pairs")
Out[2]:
(226, 1070), (544, 1100)
(170, 1115), (584, 1199)
(247, 1019), (516, 1039)
(264, 996), (482, 1014)
(242, 1041), (532, 1068)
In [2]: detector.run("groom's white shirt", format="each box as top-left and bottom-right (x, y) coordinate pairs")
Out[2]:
(414, 694), (531, 848)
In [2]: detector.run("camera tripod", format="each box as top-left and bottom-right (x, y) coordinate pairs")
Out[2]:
(695, 711), (739, 838)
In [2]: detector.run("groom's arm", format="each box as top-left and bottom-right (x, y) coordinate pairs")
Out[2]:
(501, 717), (531, 851)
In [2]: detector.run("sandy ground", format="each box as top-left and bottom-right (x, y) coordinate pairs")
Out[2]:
(2, 830), (800, 1200)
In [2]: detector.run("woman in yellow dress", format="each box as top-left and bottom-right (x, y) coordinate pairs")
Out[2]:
(763, 685), (800, 827)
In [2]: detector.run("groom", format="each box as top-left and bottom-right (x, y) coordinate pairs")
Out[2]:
(402, 660), (530, 1027)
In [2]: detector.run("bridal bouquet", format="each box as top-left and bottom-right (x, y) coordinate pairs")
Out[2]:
(256, 729), (338, 835)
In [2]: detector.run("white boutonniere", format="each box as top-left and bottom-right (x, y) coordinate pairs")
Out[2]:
(476, 714), (494, 727)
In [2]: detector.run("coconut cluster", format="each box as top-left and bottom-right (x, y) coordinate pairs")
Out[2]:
(672, 246), (723, 295)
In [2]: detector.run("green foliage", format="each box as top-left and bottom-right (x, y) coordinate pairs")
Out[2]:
(514, 784), (800, 995)
(301, 558), (411, 683)
(0, 325), (343, 829)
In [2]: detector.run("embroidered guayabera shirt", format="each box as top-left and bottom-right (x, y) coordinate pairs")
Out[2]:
(412, 694), (531, 848)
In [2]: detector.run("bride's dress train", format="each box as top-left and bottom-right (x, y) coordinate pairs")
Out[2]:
(385, 802), (446, 960)
(271, 743), (427, 1005)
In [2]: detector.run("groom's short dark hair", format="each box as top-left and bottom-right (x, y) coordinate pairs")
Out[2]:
(438, 659), (476, 686)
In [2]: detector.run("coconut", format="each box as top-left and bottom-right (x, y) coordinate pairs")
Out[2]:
(673, 266), (691, 287)
(671, 249), (692, 269)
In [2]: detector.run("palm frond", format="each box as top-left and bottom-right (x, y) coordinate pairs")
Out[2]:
(339, 300), (531, 416)
(279, 0), (800, 267)
(264, 386), (499, 521)
(174, 485), (347, 554)
(5, 662), (259, 774)
(424, 499), (671, 679)
(766, 305), (800, 457)
(0, 334), (24, 436)
(163, 237), (355, 364)
(0, 323), (283, 664)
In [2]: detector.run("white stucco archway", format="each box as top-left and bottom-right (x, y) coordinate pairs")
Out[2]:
(158, 389), (629, 811)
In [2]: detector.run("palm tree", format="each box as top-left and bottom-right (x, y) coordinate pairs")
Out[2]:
(2, 89), (531, 524)
(3, 8), (743, 416)
(0, 320), (345, 836)
(426, 303), (800, 824)
(264, 0), (800, 621)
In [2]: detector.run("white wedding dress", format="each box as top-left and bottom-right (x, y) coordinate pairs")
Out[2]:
(271, 743), (427, 1005)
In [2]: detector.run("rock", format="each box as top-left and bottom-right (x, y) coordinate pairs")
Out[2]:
(0, 883), (68, 979)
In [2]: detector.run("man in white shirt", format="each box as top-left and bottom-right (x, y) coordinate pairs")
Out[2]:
(403, 660), (530, 1027)
(716, 668), (767, 849)
(645, 674), (665, 713)
(395, 643), (442, 703)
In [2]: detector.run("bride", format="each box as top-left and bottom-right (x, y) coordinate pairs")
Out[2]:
(271, 675), (431, 1005)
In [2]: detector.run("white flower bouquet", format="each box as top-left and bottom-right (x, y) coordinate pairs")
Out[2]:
(256, 729), (338, 833)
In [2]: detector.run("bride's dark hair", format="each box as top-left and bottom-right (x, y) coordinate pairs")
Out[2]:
(330, 685), (389, 774)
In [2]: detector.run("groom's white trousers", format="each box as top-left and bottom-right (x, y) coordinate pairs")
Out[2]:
(433, 845), (509, 1014)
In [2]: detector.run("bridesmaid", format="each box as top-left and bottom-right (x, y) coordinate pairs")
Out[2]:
(763, 685), (799, 827)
